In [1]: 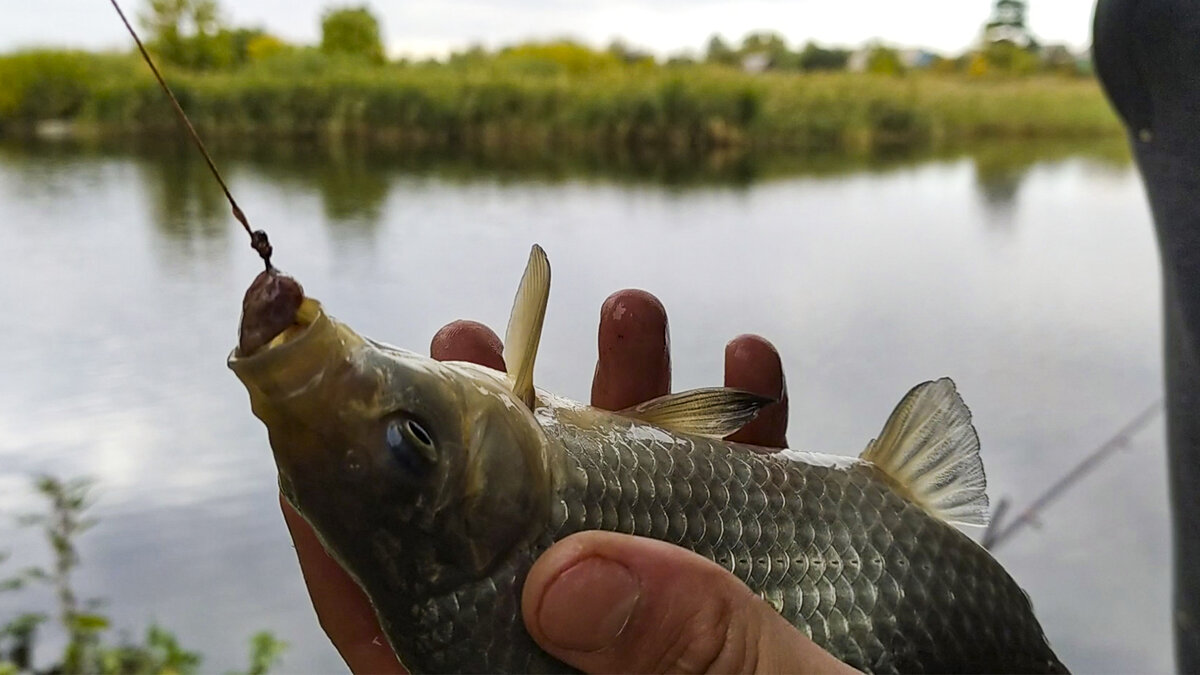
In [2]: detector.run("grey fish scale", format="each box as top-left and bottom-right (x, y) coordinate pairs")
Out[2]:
(387, 409), (1064, 674)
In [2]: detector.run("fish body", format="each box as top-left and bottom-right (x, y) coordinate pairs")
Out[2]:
(399, 395), (1062, 674)
(228, 249), (1065, 673)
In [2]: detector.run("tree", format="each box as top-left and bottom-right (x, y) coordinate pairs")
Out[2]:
(140, 0), (227, 68)
(741, 32), (787, 55)
(498, 41), (619, 75)
(141, 0), (220, 46)
(740, 31), (796, 69)
(223, 27), (275, 64)
(447, 44), (488, 68)
(981, 40), (1039, 74)
(798, 41), (850, 71)
(245, 33), (290, 63)
(665, 52), (698, 67)
(865, 45), (905, 76)
(607, 39), (654, 66)
(320, 5), (385, 63)
(704, 35), (737, 66)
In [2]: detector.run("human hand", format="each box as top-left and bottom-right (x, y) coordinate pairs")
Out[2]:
(281, 289), (855, 674)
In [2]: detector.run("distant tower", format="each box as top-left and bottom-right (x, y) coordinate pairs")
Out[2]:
(984, 0), (1035, 48)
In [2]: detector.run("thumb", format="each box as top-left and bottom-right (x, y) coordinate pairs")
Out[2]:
(522, 531), (858, 675)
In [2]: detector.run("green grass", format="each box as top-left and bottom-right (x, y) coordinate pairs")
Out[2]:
(0, 49), (1123, 151)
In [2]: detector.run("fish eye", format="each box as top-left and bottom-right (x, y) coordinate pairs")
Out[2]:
(407, 419), (433, 446)
(384, 416), (436, 475)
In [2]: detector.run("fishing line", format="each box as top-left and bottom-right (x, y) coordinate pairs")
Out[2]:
(982, 398), (1164, 551)
(107, 0), (275, 271)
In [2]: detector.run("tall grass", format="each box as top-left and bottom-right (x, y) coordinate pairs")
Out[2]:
(0, 51), (143, 124)
(0, 49), (1122, 151)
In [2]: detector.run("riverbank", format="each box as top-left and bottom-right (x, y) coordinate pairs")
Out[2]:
(0, 50), (1122, 152)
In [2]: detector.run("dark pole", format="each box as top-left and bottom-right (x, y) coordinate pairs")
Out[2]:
(1093, 2), (1200, 670)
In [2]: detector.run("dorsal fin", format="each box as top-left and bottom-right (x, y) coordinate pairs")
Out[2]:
(620, 387), (775, 439)
(860, 378), (989, 527)
(503, 244), (550, 409)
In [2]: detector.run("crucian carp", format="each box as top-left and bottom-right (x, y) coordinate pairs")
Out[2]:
(228, 245), (1067, 674)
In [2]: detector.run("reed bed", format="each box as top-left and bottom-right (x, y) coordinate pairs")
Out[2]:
(0, 50), (1122, 151)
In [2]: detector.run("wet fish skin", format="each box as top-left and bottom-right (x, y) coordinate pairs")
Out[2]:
(380, 401), (1065, 674)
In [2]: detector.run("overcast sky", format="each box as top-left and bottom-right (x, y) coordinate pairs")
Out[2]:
(8, 1), (1098, 58)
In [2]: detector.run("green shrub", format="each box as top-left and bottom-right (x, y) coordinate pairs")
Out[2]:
(0, 48), (1122, 149)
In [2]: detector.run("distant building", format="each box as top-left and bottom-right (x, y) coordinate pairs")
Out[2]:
(741, 52), (771, 73)
(847, 48), (869, 72)
(899, 49), (939, 69)
(846, 46), (938, 72)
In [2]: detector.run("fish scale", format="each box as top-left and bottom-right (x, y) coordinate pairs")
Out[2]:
(369, 405), (1063, 673)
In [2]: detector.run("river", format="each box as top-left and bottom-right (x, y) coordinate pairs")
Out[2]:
(0, 138), (1168, 672)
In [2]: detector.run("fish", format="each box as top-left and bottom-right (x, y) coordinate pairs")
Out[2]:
(228, 245), (1067, 674)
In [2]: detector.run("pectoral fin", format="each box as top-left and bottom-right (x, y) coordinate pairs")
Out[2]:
(503, 244), (551, 409)
(860, 378), (989, 527)
(620, 387), (775, 439)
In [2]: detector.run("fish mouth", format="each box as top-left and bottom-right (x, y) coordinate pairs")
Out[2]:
(247, 296), (321, 356)
(227, 270), (365, 401)
(235, 269), (312, 358)
(227, 267), (330, 392)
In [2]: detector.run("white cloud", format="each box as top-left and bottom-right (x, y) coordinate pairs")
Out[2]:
(0, 406), (157, 491)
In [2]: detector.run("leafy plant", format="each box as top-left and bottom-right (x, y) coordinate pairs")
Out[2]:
(0, 476), (285, 675)
(238, 632), (288, 675)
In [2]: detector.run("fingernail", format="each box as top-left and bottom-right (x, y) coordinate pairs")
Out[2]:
(537, 557), (641, 652)
(726, 335), (784, 399)
(598, 290), (667, 350)
(429, 320), (505, 370)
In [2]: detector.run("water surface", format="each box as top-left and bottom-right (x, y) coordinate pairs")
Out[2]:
(0, 140), (1166, 672)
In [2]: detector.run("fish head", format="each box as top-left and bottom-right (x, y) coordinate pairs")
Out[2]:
(228, 271), (556, 595)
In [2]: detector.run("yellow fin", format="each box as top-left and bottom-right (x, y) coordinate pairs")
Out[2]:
(620, 387), (775, 439)
(860, 378), (989, 527)
(503, 244), (551, 409)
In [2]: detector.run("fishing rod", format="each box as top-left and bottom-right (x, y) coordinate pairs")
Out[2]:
(982, 398), (1164, 551)
(107, 0), (275, 271)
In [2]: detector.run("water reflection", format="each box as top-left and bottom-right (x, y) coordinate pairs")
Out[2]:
(3, 134), (1131, 209)
(316, 144), (390, 230)
(12, 136), (1134, 255)
(139, 144), (227, 241)
(967, 140), (1132, 230)
(975, 156), (1025, 228)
